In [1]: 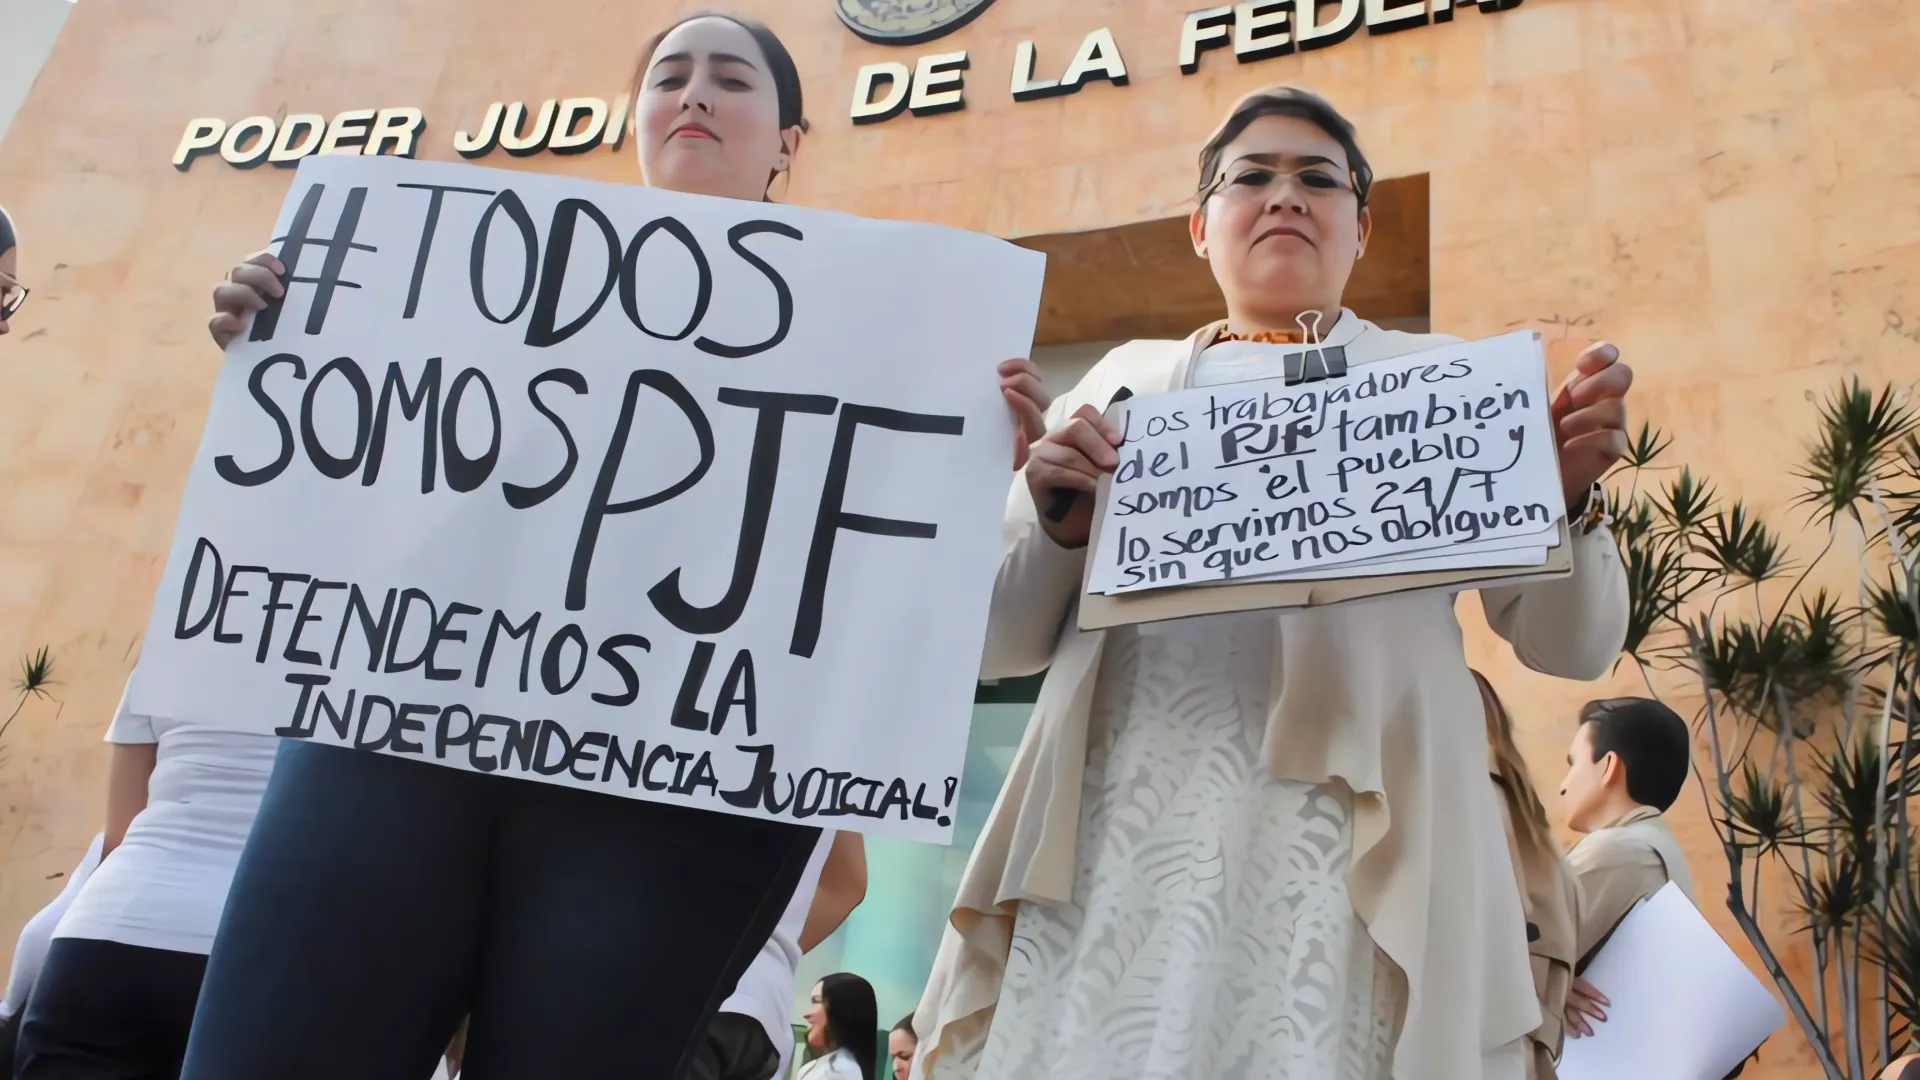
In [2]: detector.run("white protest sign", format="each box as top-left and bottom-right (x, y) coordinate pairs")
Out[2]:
(1086, 331), (1565, 595)
(131, 155), (1044, 843)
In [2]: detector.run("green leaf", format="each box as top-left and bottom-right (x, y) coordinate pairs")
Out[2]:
(1792, 378), (1919, 525)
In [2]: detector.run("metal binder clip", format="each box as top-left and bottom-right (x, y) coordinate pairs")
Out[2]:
(1284, 309), (1347, 386)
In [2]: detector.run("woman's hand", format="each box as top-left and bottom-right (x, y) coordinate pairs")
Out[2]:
(1563, 976), (1609, 1038)
(1024, 403), (1123, 549)
(1551, 342), (1633, 509)
(1000, 358), (1051, 471)
(208, 251), (286, 349)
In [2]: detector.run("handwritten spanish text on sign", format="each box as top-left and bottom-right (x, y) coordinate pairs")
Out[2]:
(131, 156), (1044, 843)
(1087, 332), (1564, 595)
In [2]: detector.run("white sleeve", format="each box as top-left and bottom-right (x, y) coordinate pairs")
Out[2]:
(0, 833), (106, 1019)
(103, 678), (157, 745)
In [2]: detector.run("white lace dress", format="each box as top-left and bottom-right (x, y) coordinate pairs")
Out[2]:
(971, 611), (1399, 1080)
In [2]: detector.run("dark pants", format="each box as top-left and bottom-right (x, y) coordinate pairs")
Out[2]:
(180, 741), (819, 1080)
(683, 1013), (783, 1080)
(14, 937), (208, 1080)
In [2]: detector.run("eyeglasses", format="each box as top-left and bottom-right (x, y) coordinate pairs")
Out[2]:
(1201, 163), (1361, 207)
(0, 280), (24, 321)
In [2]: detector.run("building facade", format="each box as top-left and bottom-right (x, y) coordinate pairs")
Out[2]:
(2, 0), (1916, 1075)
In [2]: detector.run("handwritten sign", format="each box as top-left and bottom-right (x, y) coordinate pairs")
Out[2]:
(130, 155), (1044, 843)
(1087, 331), (1564, 595)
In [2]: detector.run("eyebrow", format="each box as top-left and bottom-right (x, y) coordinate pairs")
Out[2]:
(1225, 152), (1341, 171)
(652, 50), (761, 71)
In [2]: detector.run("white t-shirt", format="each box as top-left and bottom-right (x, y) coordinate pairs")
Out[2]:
(0, 833), (103, 1020)
(54, 683), (279, 955)
(795, 1047), (864, 1080)
(720, 828), (835, 1078)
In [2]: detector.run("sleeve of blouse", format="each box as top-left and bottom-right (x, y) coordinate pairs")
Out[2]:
(1479, 522), (1629, 682)
(103, 679), (157, 745)
(976, 366), (1111, 680)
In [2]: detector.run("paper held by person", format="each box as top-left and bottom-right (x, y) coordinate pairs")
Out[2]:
(1557, 882), (1785, 1080)
(1084, 330), (1565, 597)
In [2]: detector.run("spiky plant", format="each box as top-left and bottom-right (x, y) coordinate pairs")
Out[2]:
(0, 645), (56, 746)
(1608, 377), (1919, 1078)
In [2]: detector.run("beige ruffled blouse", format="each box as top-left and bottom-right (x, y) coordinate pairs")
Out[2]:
(912, 316), (1630, 1080)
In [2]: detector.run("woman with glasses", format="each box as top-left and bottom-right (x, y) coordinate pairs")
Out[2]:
(0, 204), (24, 336)
(914, 86), (1634, 1080)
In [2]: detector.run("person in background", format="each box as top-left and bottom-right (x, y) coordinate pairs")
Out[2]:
(0, 203), (24, 337)
(688, 831), (868, 1080)
(1557, 695), (1695, 1038)
(1473, 672), (1581, 1080)
(797, 973), (878, 1080)
(0, 837), (105, 1071)
(915, 85), (1631, 1080)
(190, 12), (1048, 1079)
(887, 1016), (916, 1080)
(13, 682), (277, 1079)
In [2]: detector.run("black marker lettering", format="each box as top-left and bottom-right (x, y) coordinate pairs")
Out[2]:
(331, 585), (397, 672)
(216, 354), (305, 486)
(397, 183), (496, 318)
(503, 369), (587, 509)
(215, 565), (267, 645)
(361, 358), (441, 491)
(173, 538), (226, 639)
(300, 357), (373, 479)
(441, 368), (501, 493)
(256, 572), (311, 663)
(476, 610), (540, 691)
(694, 220), (800, 358)
(649, 389), (836, 635)
(540, 623), (589, 695)
(792, 405), (964, 657)
(380, 588), (438, 673)
(284, 579), (346, 665)
(567, 370), (714, 610)
(526, 198), (622, 347)
(618, 216), (711, 340)
(425, 601), (481, 681)
(470, 190), (538, 324)
(274, 672), (330, 736)
(591, 633), (651, 707)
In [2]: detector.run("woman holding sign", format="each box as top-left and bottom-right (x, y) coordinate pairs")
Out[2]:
(913, 86), (1633, 1080)
(188, 13), (1053, 1080)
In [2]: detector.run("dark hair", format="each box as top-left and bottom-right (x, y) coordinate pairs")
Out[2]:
(1579, 697), (1691, 811)
(891, 1013), (916, 1038)
(629, 11), (810, 146)
(0, 204), (16, 257)
(817, 973), (879, 1080)
(1196, 86), (1373, 210)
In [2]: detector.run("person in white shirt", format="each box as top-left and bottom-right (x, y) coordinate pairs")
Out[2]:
(687, 831), (867, 1080)
(13, 682), (277, 1079)
(796, 973), (878, 1080)
(0, 836), (105, 1069)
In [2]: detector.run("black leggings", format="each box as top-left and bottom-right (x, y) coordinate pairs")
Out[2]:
(180, 741), (820, 1080)
(14, 937), (208, 1080)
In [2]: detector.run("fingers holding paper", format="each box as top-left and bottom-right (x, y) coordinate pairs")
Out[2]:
(1026, 403), (1123, 548)
(1000, 358), (1052, 471)
(208, 251), (287, 350)
(1564, 976), (1610, 1038)
(1552, 342), (1634, 507)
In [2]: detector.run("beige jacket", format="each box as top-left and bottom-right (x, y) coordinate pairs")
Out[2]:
(1569, 805), (1696, 965)
(913, 316), (1631, 1080)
